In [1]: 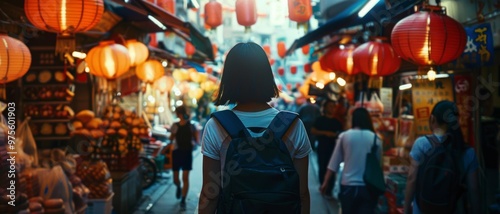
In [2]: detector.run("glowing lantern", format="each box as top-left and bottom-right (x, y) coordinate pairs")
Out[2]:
(287, 0), (312, 29)
(277, 67), (285, 76)
(212, 44), (218, 58)
(136, 60), (164, 83)
(301, 44), (310, 55)
(173, 69), (189, 81)
(185, 42), (196, 58)
(290, 65), (297, 75)
(235, 0), (257, 31)
(156, 0), (176, 14)
(86, 41), (131, 80)
(204, 0), (223, 30)
(319, 47), (340, 72)
(263, 44), (271, 56)
(0, 34), (31, 84)
(25, 0), (104, 55)
(153, 75), (175, 93)
(391, 4), (466, 66)
(125, 39), (149, 67)
(304, 63), (312, 73)
(332, 45), (359, 75)
(353, 38), (401, 76)
(149, 33), (158, 48)
(286, 83), (292, 91)
(277, 41), (287, 59)
(269, 58), (275, 65)
(190, 70), (208, 83)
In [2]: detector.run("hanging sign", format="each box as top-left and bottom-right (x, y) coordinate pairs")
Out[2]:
(380, 87), (393, 117)
(454, 74), (475, 146)
(410, 78), (454, 136)
(458, 22), (494, 68)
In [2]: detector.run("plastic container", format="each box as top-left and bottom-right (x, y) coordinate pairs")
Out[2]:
(86, 193), (114, 214)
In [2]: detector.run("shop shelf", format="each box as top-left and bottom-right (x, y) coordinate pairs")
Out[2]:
(23, 100), (71, 104)
(34, 136), (71, 141)
(29, 118), (71, 123)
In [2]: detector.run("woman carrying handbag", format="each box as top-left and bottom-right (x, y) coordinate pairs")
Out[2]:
(320, 108), (384, 214)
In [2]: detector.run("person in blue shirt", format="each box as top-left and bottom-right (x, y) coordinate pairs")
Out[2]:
(403, 100), (481, 214)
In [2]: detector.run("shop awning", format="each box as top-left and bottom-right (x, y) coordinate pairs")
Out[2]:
(286, 0), (424, 56)
(107, 0), (215, 62)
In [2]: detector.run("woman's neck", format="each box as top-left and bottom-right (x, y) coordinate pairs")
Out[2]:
(233, 103), (271, 112)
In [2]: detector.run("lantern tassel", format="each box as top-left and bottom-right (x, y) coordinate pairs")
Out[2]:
(56, 34), (76, 58)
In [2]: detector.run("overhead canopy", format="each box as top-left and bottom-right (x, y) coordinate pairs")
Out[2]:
(286, 0), (424, 56)
(107, 0), (215, 62)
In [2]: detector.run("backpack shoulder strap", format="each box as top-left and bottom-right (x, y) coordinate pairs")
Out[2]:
(211, 110), (247, 139)
(267, 111), (299, 140)
(425, 134), (440, 148)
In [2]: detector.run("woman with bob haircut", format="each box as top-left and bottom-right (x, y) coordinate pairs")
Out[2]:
(198, 42), (311, 214)
(320, 107), (382, 214)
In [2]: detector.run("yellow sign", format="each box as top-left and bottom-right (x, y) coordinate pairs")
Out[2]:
(411, 78), (454, 136)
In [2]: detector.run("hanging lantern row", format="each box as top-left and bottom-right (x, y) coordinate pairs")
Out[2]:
(353, 38), (401, 77)
(86, 41), (131, 80)
(136, 60), (165, 84)
(287, 0), (312, 30)
(235, 0), (257, 32)
(149, 0), (176, 14)
(125, 39), (149, 67)
(0, 34), (32, 84)
(277, 41), (287, 59)
(185, 42), (196, 58)
(391, 4), (466, 67)
(25, 0), (105, 55)
(204, 0), (223, 30)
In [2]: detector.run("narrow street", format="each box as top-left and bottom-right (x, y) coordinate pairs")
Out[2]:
(134, 147), (340, 214)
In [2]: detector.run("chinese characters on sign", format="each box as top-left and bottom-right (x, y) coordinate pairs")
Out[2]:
(411, 78), (454, 136)
(459, 23), (494, 68)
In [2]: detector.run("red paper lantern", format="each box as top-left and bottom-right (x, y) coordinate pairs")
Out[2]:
(269, 58), (275, 65)
(204, 0), (222, 29)
(277, 84), (283, 91)
(319, 47), (339, 72)
(290, 65), (297, 75)
(150, 0), (176, 14)
(353, 38), (401, 76)
(0, 34), (32, 84)
(301, 44), (310, 55)
(286, 83), (292, 91)
(278, 67), (285, 76)
(277, 41), (287, 59)
(25, 0), (104, 54)
(304, 63), (312, 73)
(235, 0), (257, 31)
(332, 45), (359, 75)
(185, 42), (196, 57)
(149, 33), (158, 48)
(287, 0), (312, 24)
(212, 43), (218, 58)
(263, 44), (271, 56)
(391, 6), (466, 66)
(295, 82), (301, 89)
(25, 0), (104, 33)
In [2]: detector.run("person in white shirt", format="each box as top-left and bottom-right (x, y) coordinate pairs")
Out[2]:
(198, 42), (311, 214)
(320, 107), (382, 214)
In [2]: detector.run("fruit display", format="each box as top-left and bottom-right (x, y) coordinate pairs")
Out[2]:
(24, 104), (75, 119)
(70, 175), (90, 211)
(29, 122), (70, 137)
(75, 160), (113, 199)
(24, 86), (74, 101)
(24, 70), (74, 84)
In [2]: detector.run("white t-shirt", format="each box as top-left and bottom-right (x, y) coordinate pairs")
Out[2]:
(201, 108), (311, 171)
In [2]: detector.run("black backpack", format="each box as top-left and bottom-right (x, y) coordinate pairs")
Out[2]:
(416, 135), (466, 213)
(211, 110), (301, 214)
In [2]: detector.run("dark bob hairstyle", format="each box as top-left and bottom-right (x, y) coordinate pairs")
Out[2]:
(351, 107), (374, 132)
(214, 42), (279, 105)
